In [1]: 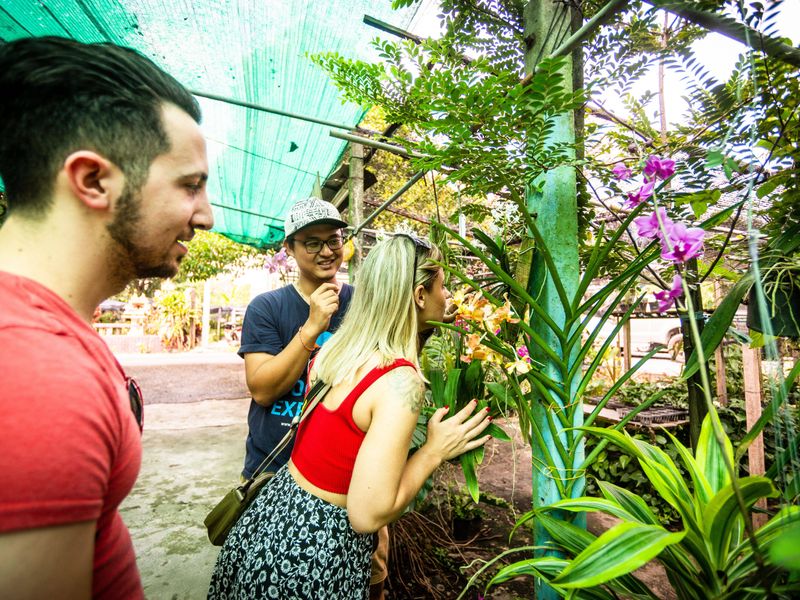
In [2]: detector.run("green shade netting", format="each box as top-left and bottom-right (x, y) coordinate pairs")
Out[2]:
(0, 0), (419, 248)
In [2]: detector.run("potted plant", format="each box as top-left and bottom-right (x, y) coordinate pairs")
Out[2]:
(476, 413), (800, 599)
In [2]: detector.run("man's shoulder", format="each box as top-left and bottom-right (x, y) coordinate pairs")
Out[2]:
(339, 282), (355, 302)
(247, 284), (297, 310)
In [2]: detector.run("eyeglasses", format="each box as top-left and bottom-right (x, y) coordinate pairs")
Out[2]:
(395, 234), (432, 291)
(293, 236), (344, 254)
(126, 376), (144, 434)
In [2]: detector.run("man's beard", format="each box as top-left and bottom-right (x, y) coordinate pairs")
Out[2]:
(106, 184), (180, 280)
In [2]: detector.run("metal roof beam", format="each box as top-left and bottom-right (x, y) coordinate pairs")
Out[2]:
(190, 89), (372, 132)
(351, 170), (427, 237)
(330, 130), (421, 159)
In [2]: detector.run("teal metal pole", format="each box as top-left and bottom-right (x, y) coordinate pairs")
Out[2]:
(523, 1), (583, 598)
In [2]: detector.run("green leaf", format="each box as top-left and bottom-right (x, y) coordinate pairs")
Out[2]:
(487, 382), (511, 405)
(674, 189), (721, 219)
(684, 272), (754, 379)
(464, 359), (483, 400)
(460, 448), (480, 503)
(551, 522), (685, 588)
(444, 368), (462, 409)
(756, 174), (787, 199)
(537, 511), (596, 554)
(486, 422), (511, 441)
(699, 200), (743, 230)
(546, 496), (642, 523)
(706, 149), (724, 168)
(703, 476), (777, 568)
(597, 481), (661, 525)
(769, 521), (800, 571)
(539, 511), (662, 600)
(490, 557), (569, 586)
(428, 369), (446, 408)
(664, 429), (712, 507)
(728, 507), (800, 580)
(695, 414), (733, 494)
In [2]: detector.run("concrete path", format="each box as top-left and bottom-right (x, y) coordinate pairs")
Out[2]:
(119, 349), (248, 405)
(118, 350), (252, 600)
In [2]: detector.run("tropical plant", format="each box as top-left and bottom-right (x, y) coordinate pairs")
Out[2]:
(153, 288), (197, 351)
(420, 325), (512, 502)
(482, 414), (800, 599)
(426, 156), (733, 506)
(177, 230), (259, 283)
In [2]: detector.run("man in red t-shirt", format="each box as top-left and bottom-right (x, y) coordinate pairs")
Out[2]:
(0, 37), (213, 599)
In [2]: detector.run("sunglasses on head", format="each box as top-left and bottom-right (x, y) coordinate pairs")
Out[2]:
(394, 234), (433, 291)
(126, 376), (144, 433)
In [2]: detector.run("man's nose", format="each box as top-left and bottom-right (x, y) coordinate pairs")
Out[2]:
(192, 191), (214, 231)
(319, 241), (336, 256)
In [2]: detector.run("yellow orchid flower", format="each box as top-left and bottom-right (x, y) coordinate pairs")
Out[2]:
(505, 358), (531, 375)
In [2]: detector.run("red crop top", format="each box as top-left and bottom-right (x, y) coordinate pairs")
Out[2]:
(291, 358), (416, 494)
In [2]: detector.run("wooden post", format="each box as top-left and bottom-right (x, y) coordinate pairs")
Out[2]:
(714, 281), (728, 405)
(348, 143), (364, 281)
(187, 287), (197, 349)
(742, 344), (767, 529)
(201, 279), (211, 349)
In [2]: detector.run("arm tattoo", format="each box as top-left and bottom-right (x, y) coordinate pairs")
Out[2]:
(384, 368), (424, 413)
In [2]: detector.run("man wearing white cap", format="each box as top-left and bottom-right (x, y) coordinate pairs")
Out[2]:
(237, 197), (391, 598)
(238, 197), (352, 478)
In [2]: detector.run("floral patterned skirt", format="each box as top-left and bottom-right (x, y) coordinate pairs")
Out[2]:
(207, 466), (372, 600)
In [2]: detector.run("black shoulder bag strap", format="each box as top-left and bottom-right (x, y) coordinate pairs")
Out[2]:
(238, 379), (330, 499)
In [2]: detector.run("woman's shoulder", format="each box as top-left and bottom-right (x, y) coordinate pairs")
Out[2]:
(369, 361), (424, 412)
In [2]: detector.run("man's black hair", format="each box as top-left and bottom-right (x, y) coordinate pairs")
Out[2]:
(0, 36), (201, 217)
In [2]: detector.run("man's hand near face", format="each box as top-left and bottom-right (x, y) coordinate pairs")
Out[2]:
(306, 283), (341, 339)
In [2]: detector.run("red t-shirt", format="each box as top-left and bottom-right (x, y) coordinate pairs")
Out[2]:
(0, 272), (143, 599)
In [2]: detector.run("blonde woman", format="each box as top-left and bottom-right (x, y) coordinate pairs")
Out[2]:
(208, 235), (492, 599)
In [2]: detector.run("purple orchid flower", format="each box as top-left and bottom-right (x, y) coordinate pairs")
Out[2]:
(634, 207), (672, 240)
(264, 248), (289, 273)
(643, 155), (676, 181)
(612, 163), (632, 180)
(517, 345), (530, 359)
(654, 274), (683, 312)
(660, 222), (705, 263)
(623, 180), (655, 209)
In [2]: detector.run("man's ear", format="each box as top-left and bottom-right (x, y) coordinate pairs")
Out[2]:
(283, 239), (295, 258)
(62, 150), (124, 211)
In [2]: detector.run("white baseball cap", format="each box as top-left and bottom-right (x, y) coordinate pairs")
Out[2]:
(283, 197), (348, 239)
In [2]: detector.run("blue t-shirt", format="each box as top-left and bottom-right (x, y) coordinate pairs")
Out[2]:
(238, 283), (353, 478)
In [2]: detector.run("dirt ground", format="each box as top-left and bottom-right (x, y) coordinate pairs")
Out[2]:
(119, 351), (674, 600)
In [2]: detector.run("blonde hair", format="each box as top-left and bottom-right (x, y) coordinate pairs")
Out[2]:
(313, 235), (441, 386)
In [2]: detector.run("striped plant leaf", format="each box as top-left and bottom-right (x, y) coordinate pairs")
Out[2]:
(664, 429), (712, 508)
(545, 496), (641, 523)
(727, 507), (800, 579)
(597, 481), (660, 525)
(695, 414), (733, 495)
(460, 448), (480, 503)
(551, 522), (685, 588)
(538, 512), (661, 600)
(490, 556), (569, 585)
(703, 476), (777, 569)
